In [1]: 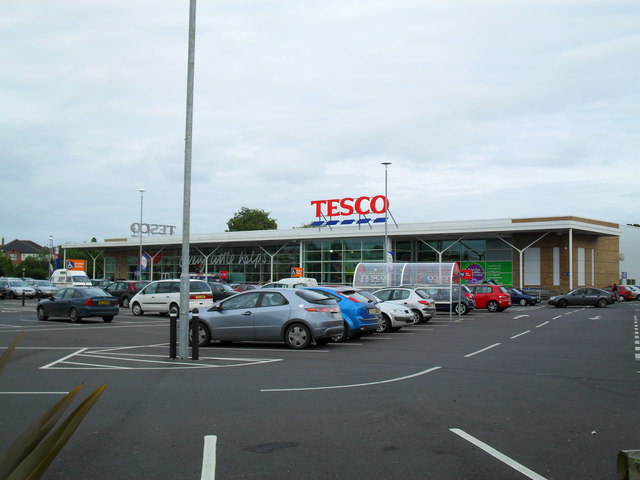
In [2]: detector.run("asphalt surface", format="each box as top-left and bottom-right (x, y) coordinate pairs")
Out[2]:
(1, 298), (638, 479)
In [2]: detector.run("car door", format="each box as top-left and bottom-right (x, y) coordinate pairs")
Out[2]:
(46, 288), (70, 316)
(567, 288), (588, 306)
(135, 282), (159, 312)
(252, 292), (291, 340)
(53, 288), (75, 316)
(208, 292), (261, 340)
(471, 286), (491, 308)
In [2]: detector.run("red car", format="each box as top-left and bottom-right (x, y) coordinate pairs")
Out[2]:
(602, 285), (633, 302)
(466, 284), (512, 312)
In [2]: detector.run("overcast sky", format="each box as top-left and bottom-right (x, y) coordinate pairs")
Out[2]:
(1, 0), (638, 247)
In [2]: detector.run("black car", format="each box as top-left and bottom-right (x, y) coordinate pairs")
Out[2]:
(548, 287), (616, 308)
(207, 282), (237, 301)
(507, 287), (540, 306)
(103, 281), (150, 308)
(37, 287), (120, 323)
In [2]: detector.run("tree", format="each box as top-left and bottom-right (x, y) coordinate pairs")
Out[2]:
(226, 207), (278, 232)
(0, 253), (14, 277)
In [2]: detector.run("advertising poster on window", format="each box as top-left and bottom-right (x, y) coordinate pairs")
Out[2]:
(461, 261), (513, 286)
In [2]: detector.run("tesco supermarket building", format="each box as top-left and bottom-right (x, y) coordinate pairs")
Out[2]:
(64, 210), (622, 294)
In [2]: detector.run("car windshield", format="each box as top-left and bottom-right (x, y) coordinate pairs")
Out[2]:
(9, 280), (27, 287)
(510, 288), (523, 294)
(37, 280), (53, 286)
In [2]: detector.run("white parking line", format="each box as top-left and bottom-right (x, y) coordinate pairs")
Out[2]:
(261, 366), (442, 392)
(535, 321), (549, 328)
(511, 330), (531, 339)
(465, 343), (501, 358)
(201, 435), (217, 480)
(450, 428), (547, 480)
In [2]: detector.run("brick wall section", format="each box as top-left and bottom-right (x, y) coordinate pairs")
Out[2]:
(512, 232), (619, 292)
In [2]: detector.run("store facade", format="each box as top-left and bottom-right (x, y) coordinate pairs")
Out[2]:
(64, 216), (621, 293)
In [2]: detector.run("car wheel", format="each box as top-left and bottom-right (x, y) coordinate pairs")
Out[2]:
(103, 316), (114, 323)
(617, 296), (624, 302)
(9, 291), (15, 299)
(557, 299), (568, 308)
(455, 303), (468, 315)
(597, 298), (608, 308)
(69, 308), (80, 323)
(377, 314), (391, 333)
(122, 297), (130, 308)
(411, 309), (423, 324)
(331, 322), (349, 343)
(169, 303), (180, 316)
(131, 302), (144, 316)
(519, 299), (527, 306)
(37, 306), (48, 321)
(189, 321), (211, 347)
(486, 300), (499, 312)
(284, 323), (311, 349)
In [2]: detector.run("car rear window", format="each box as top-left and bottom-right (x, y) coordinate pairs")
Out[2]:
(342, 291), (372, 303)
(416, 289), (433, 300)
(190, 281), (210, 293)
(499, 286), (509, 294)
(295, 290), (338, 305)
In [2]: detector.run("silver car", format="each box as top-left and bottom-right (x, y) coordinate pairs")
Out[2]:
(190, 288), (344, 349)
(27, 279), (58, 298)
(357, 290), (415, 332)
(372, 287), (437, 323)
(4, 278), (36, 299)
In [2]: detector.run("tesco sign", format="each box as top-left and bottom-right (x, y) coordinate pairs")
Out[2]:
(310, 196), (389, 217)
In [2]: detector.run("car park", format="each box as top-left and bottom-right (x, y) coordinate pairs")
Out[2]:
(303, 286), (380, 341)
(548, 287), (616, 308)
(207, 282), (237, 301)
(372, 287), (436, 323)
(36, 287), (119, 323)
(26, 279), (58, 298)
(415, 285), (475, 315)
(506, 287), (540, 306)
(103, 280), (150, 307)
(357, 290), (415, 332)
(466, 284), (512, 312)
(190, 288), (343, 349)
(130, 279), (214, 316)
(3, 278), (37, 299)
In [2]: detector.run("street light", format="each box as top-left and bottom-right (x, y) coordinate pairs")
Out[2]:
(139, 188), (145, 280)
(381, 162), (392, 263)
(48, 235), (53, 274)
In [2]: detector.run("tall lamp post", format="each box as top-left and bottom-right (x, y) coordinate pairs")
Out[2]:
(381, 162), (392, 263)
(138, 188), (145, 280)
(48, 235), (54, 275)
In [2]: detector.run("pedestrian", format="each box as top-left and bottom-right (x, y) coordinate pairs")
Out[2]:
(612, 283), (619, 302)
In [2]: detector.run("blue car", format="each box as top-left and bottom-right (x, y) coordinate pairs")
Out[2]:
(507, 288), (540, 306)
(303, 286), (380, 341)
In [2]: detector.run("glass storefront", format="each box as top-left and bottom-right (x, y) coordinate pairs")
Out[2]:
(107, 236), (516, 285)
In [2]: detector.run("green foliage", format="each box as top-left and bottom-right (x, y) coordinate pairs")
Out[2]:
(226, 207), (278, 232)
(63, 248), (104, 279)
(0, 253), (15, 277)
(18, 255), (49, 280)
(0, 334), (106, 480)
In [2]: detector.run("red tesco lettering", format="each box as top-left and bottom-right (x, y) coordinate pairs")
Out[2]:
(310, 195), (389, 217)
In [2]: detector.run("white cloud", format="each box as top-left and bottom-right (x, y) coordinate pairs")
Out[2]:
(1, 0), (639, 246)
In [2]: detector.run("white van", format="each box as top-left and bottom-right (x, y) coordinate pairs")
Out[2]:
(130, 279), (214, 316)
(49, 269), (92, 289)
(261, 277), (319, 288)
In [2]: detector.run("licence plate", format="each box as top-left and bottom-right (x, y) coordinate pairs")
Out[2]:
(368, 308), (377, 314)
(332, 312), (342, 319)
(98, 300), (110, 305)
